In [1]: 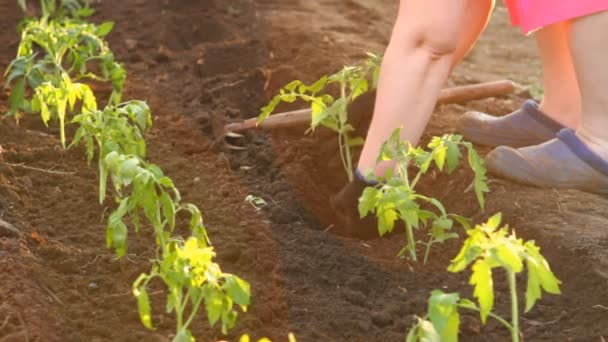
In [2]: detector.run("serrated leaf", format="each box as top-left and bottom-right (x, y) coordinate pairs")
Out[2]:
(377, 208), (397, 236)
(467, 147), (488, 210)
(524, 242), (561, 311)
(358, 187), (379, 218)
(470, 260), (494, 323)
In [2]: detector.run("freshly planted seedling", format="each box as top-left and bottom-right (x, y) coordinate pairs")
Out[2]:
(71, 100), (152, 203)
(134, 236), (251, 341)
(358, 129), (489, 263)
(8, 3), (254, 340)
(18, 0), (95, 19)
(5, 18), (125, 122)
(31, 73), (98, 146)
(407, 214), (561, 342)
(259, 53), (382, 181)
(102, 152), (212, 257)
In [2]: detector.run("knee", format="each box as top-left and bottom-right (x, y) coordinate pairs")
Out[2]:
(389, 8), (463, 60)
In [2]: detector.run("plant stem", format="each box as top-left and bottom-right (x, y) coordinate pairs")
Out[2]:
(405, 222), (417, 262)
(339, 77), (354, 182)
(508, 271), (520, 342)
(422, 238), (433, 265)
(344, 134), (354, 181)
(183, 291), (204, 330)
(338, 132), (353, 182)
(174, 289), (184, 331)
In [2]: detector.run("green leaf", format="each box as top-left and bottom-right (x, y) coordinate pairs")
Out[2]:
(8, 78), (26, 115)
(204, 288), (224, 326)
(467, 147), (489, 210)
(427, 290), (461, 342)
(433, 145), (447, 172)
(358, 187), (379, 218)
(310, 103), (329, 129)
(494, 244), (523, 273)
(97, 22), (115, 36)
(159, 191), (176, 231)
(224, 275), (251, 307)
(377, 208), (397, 236)
(470, 260), (494, 323)
(135, 287), (154, 329)
(524, 241), (561, 311)
(75, 7), (95, 18)
(309, 75), (328, 93)
(401, 209), (419, 230)
(486, 213), (502, 230)
(445, 140), (461, 173)
(450, 214), (472, 231)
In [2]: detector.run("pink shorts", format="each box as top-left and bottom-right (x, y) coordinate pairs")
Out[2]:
(505, 0), (608, 34)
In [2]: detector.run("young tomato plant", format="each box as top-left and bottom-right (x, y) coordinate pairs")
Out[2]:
(407, 214), (562, 342)
(102, 152), (206, 257)
(133, 236), (251, 341)
(71, 100), (152, 203)
(258, 53), (382, 181)
(104, 152), (252, 339)
(5, 18), (125, 125)
(31, 73), (98, 146)
(18, 0), (95, 19)
(358, 129), (489, 263)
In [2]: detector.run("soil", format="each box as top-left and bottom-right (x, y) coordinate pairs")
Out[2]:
(1, 1), (608, 342)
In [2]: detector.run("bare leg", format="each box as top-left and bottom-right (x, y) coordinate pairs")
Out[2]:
(457, 21), (582, 148)
(357, 0), (494, 177)
(570, 11), (608, 159)
(536, 22), (581, 129)
(484, 10), (608, 194)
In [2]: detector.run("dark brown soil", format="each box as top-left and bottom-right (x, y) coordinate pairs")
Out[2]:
(1, 0), (608, 341)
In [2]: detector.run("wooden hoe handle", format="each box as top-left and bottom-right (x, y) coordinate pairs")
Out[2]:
(224, 80), (516, 133)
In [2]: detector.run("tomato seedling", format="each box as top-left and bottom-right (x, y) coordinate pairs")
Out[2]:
(5, 18), (125, 146)
(134, 236), (251, 341)
(259, 53), (382, 181)
(407, 214), (561, 342)
(102, 151), (211, 257)
(71, 100), (152, 203)
(18, 0), (95, 19)
(8, 4), (254, 340)
(358, 129), (488, 263)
